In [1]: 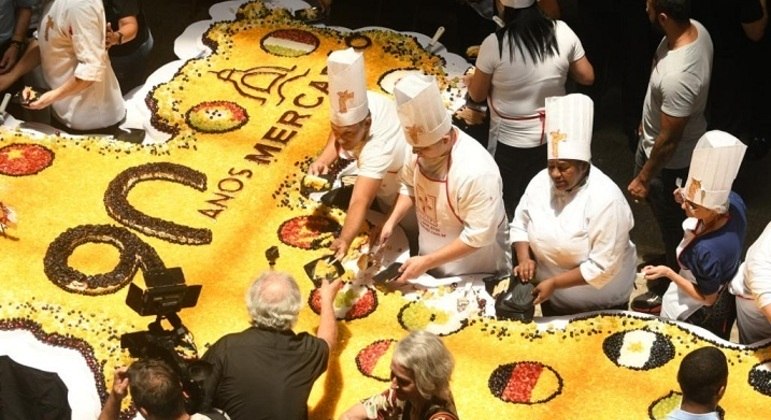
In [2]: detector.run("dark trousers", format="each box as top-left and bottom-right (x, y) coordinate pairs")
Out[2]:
(634, 142), (688, 296)
(495, 142), (547, 221)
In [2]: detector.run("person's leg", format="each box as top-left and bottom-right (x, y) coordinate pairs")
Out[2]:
(495, 143), (546, 220)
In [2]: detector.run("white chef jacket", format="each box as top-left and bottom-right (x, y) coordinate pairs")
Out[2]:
(510, 165), (637, 313)
(730, 221), (771, 344)
(399, 128), (511, 278)
(349, 92), (411, 213)
(38, 0), (125, 130)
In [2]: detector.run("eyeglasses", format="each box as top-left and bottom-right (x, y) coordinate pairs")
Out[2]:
(684, 200), (702, 212)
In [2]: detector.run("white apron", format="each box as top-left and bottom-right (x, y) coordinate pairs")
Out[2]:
(528, 195), (634, 312)
(662, 218), (704, 320)
(414, 159), (503, 278)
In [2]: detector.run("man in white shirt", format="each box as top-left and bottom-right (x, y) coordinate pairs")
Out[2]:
(379, 74), (510, 285)
(308, 48), (412, 260)
(0, 0), (125, 132)
(628, 0), (713, 313)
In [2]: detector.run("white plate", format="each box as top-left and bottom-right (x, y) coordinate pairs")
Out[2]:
(174, 20), (213, 60)
(209, 0), (248, 21)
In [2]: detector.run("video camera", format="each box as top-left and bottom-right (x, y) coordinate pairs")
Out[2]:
(120, 267), (210, 413)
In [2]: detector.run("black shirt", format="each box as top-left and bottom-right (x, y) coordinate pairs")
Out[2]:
(201, 327), (329, 420)
(103, 0), (149, 56)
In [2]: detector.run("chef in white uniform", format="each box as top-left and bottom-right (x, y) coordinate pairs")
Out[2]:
(379, 74), (511, 285)
(308, 48), (412, 259)
(510, 94), (637, 316)
(730, 221), (771, 344)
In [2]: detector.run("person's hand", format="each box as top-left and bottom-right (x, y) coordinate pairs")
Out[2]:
(110, 366), (130, 400)
(641, 265), (673, 281)
(627, 176), (649, 201)
(532, 278), (555, 305)
(0, 46), (19, 74)
(377, 221), (394, 249)
(454, 106), (485, 126)
(329, 237), (349, 261)
(319, 277), (343, 306)
(513, 259), (536, 282)
(308, 159), (329, 176)
(392, 255), (429, 284)
(105, 23), (120, 49)
(24, 90), (55, 110)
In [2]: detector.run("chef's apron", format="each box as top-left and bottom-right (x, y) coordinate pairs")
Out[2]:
(661, 218), (703, 320)
(413, 156), (503, 278)
(487, 101), (545, 154)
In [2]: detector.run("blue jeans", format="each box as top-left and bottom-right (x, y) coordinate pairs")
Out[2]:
(634, 141), (688, 296)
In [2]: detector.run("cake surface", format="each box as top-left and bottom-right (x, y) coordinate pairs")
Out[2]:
(0, 1), (769, 418)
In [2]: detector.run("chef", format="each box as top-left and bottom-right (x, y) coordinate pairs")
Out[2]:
(379, 74), (510, 285)
(730, 221), (771, 344)
(510, 93), (637, 316)
(648, 130), (747, 340)
(308, 48), (413, 260)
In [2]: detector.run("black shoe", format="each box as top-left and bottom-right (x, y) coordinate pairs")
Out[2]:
(631, 291), (662, 315)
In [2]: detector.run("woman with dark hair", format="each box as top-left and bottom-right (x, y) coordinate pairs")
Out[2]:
(465, 0), (594, 219)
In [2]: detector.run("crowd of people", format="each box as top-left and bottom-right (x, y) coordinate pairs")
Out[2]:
(0, 0), (151, 132)
(306, 0), (770, 344)
(1, 0), (770, 419)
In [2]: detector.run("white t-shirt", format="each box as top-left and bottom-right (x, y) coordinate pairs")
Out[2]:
(640, 20), (713, 169)
(38, 0), (125, 130)
(476, 20), (585, 148)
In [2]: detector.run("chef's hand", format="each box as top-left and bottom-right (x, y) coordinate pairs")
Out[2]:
(513, 259), (536, 282)
(308, 159), (329, 176)
(329, 237), (349, 261)
(24, 90), (55, 110)
(377, 221), (394, 249)
(641, 265), (673, 281)
(392, 255), (429, 285)
(532, 278), (555, 305)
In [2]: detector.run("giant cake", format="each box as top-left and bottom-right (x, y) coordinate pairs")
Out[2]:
(1, 1), (770, 418)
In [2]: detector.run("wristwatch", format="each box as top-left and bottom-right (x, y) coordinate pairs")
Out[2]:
(464, 93), (487, 113)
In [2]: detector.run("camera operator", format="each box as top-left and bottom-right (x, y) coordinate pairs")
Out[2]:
(99, 358), (228, 420)
(200, 270), (342, 420)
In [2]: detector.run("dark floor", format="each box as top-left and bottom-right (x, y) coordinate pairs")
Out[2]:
(143, 0), (771, 258)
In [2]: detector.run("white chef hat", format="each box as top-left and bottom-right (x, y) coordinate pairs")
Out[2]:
(683, 130), (746, 213)
(394, 74), (452, 148)
(544, 93), (594, 162)
(328, 48), (369, 126)
(500, 0), (536, 9)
